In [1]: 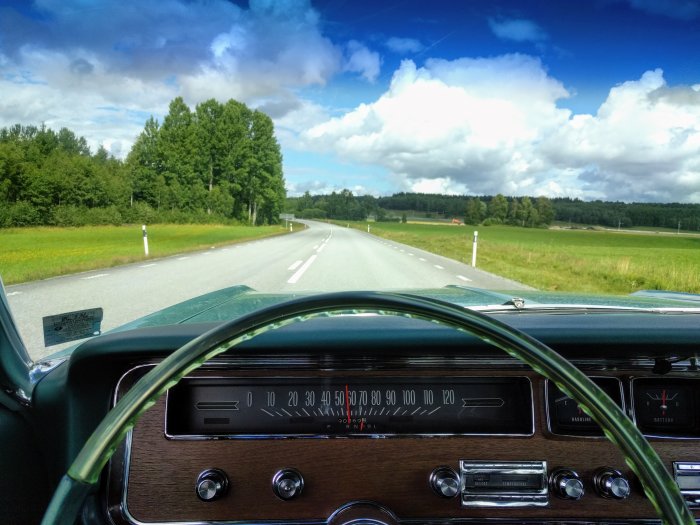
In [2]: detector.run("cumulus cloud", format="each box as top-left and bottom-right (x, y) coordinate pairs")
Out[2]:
(0, 0), (367, 157)
(303, 55), (570, 196)
(543, 70), (700, 201)
(343, 41), (381, 82)
(385, 37), (425, 54)
(488, 17), (548, 43)
(302, 56), (700, 202)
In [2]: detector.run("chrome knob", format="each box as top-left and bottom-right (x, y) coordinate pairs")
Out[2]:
(195, 469), (229, 502)
(272, 468), (304, 500)
(430, 467), (461, 498)
(550, 468), (584, 500)
(594, 468), (631, 500)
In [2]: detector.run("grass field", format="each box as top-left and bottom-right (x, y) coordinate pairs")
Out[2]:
(0, 224), (291, 285)
(352, 222), (700, 294)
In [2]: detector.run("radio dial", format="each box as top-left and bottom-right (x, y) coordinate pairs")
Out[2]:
(550, 468), (584, 500)
(594, 468), (630, 500)
(195, 469), (229, 502)
(430, 467), (460, 498)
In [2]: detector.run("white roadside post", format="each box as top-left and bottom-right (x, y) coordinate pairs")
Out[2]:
(471, 230), (478, 267)
(142, 225), (149, 256)
(367, 224), (371, 233)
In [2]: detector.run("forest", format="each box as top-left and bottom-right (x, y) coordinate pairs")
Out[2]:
(287, 191), (700, 230)
(0, 97), (285, 227)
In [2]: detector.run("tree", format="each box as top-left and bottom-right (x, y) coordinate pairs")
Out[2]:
(465, 197), (484, 224)
(535, 196), (555, 225)
(488, 194), (508, 222)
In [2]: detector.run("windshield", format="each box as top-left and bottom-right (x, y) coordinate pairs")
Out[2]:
(2, 0), (700, 361)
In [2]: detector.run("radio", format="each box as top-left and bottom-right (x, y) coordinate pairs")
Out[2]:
(459, 461), (548, 507)
(674, 462), (700, 508)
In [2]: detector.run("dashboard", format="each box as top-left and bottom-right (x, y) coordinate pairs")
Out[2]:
(86, 312), (700, 525)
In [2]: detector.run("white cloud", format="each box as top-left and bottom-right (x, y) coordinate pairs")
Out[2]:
(543, 69), (700, 201)
(301, 56), (700, 202)
(344, 41), (381, 83)
(488, 18), (548, 43)
(0, 0), (365, 157)
(303, 55), (570, 196)
(385, 37), (424, 54)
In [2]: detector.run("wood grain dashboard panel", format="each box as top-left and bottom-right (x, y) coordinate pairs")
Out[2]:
(112, 368), (700, 523)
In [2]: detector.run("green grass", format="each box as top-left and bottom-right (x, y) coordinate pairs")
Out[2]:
(350, 222), (700, 294)
(0, 224), (291, 285)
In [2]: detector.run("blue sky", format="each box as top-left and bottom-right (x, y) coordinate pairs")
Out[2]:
(1, 0), (700, 201)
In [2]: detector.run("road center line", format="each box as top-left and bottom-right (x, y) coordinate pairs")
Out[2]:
(288, 260), (303, 271)
(82, 273), (109, 280)
(433, 265), (444, 270)
(457, 275), (472, 282)
(287, 254), (317, 284)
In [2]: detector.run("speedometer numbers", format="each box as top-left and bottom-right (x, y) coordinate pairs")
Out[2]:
(166, 377), (534, 437)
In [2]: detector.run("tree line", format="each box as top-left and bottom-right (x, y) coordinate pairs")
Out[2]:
(287, 191), (700, 230)
(0, 97), (285, 227)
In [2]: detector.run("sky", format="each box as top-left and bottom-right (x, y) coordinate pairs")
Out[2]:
(1, 0), (700, 202)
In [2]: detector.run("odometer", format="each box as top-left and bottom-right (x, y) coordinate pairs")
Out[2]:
(166, 377), (533, 437)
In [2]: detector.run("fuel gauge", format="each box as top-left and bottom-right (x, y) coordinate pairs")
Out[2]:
(632, 378), (700, 437)
(547, 377), (624, 436)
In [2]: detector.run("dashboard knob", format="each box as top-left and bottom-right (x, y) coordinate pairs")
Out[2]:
(195, 469), (229, 502)
(272, 468), (304, 500)
(594, 468), (631, 499)
(550, 468), (584, 500)
(429, 466), (461, 498)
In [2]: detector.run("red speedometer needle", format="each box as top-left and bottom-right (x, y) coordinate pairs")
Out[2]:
(345, 384), (351, 422)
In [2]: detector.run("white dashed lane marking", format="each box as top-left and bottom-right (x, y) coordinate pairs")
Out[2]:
(457, 275), (472, 282)
(419, 257), (426, 262)
(81, 273), (109, 280)
(288, 255), (318, 284)
(6, 291), (22, 297)
(288, 260), (303, 271)
(139, 263), (157, 268)
(177, 256), (190, 260)
(433, 265), (444, 270)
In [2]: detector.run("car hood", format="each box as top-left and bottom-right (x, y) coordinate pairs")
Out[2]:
(108, 285), (700, 334)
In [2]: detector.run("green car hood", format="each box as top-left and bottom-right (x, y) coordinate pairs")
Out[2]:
(109, 285), (700, 333)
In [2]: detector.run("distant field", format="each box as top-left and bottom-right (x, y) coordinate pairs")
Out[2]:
(0, 224), (290, 285)
(351, 222), (700, 294)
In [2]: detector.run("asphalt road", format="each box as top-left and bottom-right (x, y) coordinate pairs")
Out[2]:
(6, 220), (531, 360)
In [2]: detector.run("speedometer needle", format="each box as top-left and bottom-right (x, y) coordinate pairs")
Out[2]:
(345, 384), (351, 421)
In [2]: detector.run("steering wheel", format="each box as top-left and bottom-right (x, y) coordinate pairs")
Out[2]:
(40, 292), (694, 525)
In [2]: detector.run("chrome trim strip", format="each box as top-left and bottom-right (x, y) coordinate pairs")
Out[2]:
(163, 375), (535, 440)
(544, 376), (625, 439)
(630, 376), (700, 440)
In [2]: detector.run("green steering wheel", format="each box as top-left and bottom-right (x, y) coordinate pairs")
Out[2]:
(40, 292), (694, 525)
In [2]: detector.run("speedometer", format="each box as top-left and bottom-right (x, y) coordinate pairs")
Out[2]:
(166, 376), (533, 437)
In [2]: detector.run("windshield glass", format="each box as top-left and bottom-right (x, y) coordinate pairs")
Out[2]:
(2, 0), (700, 361)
